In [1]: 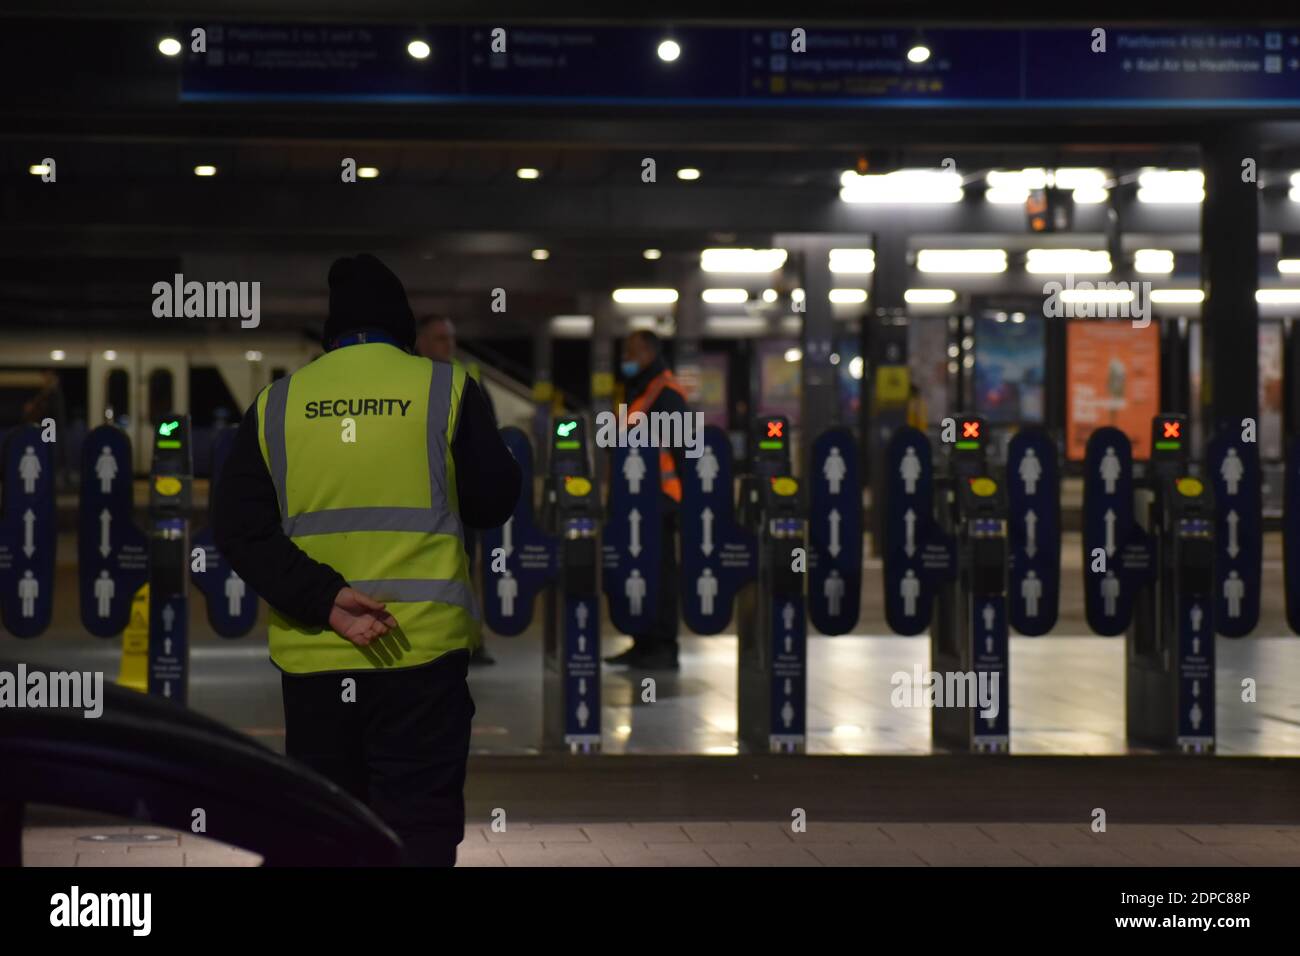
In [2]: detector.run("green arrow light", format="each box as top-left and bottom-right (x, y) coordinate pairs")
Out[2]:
(556, 421), (577, 438)
(158, 420), (179, 437)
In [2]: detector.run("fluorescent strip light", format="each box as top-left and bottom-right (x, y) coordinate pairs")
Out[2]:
(612, 288), (679, 305)
(701, 288), (748, 304)
(917, 249), (1007, 274)
(516, 167), (541, 180)
(905, 288), (957, 305)
(676, 167), (701, 181)
(1025, 249), (1112, 274)
(986, 168), (1048, 190)
(700, 248), (787, 273)
(1060, 289), (1135, 304)
(828, 248), (875, 274)
(784, 348), (802, 362)
(704, 316), (769, 334)
(550, 315), (594, 335)
(840, 169), (963, 204)
(985, 186), (1030, 204)
(1136, 169), (1204, 204)
(1278, 259), (1300, 275)
(1150, 289), (1204, 304)
(1256, 289), (1300, 304)
(1071, 187), (1109, 204)
(1134, 249), (1175, 274)
(1052, 168), (1107, 190)
(627, 316), (660, 331)
(1290, 186), (1300, 203)
(829, 288), (868, 304)
(193, 165), (217, 177)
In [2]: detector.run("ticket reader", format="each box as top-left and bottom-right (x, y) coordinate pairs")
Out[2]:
(932, 416), (1010, 753)
(540, 416), (602, 752)
(147, 415), (192, 704)
(1127, 414), (1216, 752)
(736, 415), (808, 754)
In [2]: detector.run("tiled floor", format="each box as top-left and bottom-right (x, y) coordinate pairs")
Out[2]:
(23, 822), (1300, 867)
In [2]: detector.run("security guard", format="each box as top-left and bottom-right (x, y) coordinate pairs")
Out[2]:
(416, 314), (497, 665)
(603, 330), (690, 670)
(214, 254), (520, 866)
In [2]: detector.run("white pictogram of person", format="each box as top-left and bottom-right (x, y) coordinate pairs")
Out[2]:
(626, 568), (647, 616)
(1019, 447), (1041, 495)
(1190, 603), (1203, 634)
(623, 447), (646, 494)
(823, 446), (846, 494)
(1220, 447), (1243, 496)
(96, 446), (118, 494)
(697, 445), (719, 493)
(225, 570), (246, 617)
(900, 568), (920, 617)
(95, 570), (115, 618)
(824, 568), (845, 616)
(1021, 569), (1042, 618)
(697, 567), (718, 615)
(1101, 571), (1120, 616)
(1223, 570), (1244, 619)
(18, 570), (38, 618)
(497, 568), (518, 617)
(19, 446), (41, 494)
(900, 446), (922, 494)
(1100, 446), (1121, 495)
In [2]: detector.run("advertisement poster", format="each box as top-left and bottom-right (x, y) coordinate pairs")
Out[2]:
(1066, 321), (1160, 460)
(973, 315), (1045, 424)
(907, 318), (950, 433)
(756, 339), (801, 425)
(680, 352), (729, 429)
(1189, 322), (1283, 461)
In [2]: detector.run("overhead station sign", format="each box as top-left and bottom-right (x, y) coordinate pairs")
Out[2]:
(183, 24), (1300, 109)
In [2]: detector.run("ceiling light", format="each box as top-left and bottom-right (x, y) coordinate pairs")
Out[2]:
(531, 249), (549, 261)
(612, 288), (679, 305)
(28, 164), (50, 176)
(907, 45), (931, 64)
(408, 40), (431, 59)
(515, 167), (540, 180)
(676, 168), (701, 181)
(1060, 288), (1135, 304)
(244, 350), (263, 361)
(828, 249), (876, 274)
(550, 315), (594, 335)
(704, 316), (768, 335)
(840, 169), (963, 204)
(916, 249), (1007, 274)
(904, 289), (957, 305)
(1134, 249), (1174, 274)
(1256, 289), (1300, 304)
(762, 288), (778, 303)
(1025, 249), (1112, 274)
(1150, 289), (1204, 304)
(657, 39), (681, 62)
(1279, 259), (1300, 274)
(357, 166), (379, 179)
(193, 165), (217, 177)
(50, 350), (66, 361)
(700, 248), (788, 274)
(643, 248), (662, 260)
(829, 288), (868, 304)
(1136, 169), (1204, 204)
(701, 288), (748, 304)
(103, 350), (117, 361)
(784, 348), (802, 362)
(158, 37), (182, 57)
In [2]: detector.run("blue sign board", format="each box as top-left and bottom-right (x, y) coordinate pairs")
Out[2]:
(808, 429), (861, 636)
(1287, 436), (1300, 636)
(481, 427), (555, 636)
(563, 593), (600, 746)
(971, 594), (1010, 746)
(191, 427), (258, 637)
(1006, 427), (1060, 636)
(0, 427), (57, 638)
(601, 446), (661, 637)
(77, 426), (149, 638)
(679, 426), (755, 635)
(183, 24), (1300, 110)
(148, 528), (189, 705)
(769, 594), (806, 745)
(1082, 427), (1138, 636)
(882, 426), (954, 635)
(1176, 594), (1215, 748)
(1206, 430), (1260, 637)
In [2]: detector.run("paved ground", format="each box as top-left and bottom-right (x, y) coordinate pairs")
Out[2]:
(21, 821), (1300, 867)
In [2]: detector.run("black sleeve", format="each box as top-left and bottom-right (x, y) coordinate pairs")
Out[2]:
(212, 401), (348, 628)
(452, 376), (522, 529)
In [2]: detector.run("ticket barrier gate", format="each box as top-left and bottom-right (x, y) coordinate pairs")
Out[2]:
(539, 416), (602, 752)
(931, 416), (1010, 753)
(1127, 415), (1216, 752)
(735, 415), (808, 754)
(147, 414), (192, 704)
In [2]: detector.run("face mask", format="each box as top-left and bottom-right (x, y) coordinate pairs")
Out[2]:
(620, 360), (641, 378)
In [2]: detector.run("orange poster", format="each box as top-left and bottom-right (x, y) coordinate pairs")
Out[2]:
(1065, 321), (1160, 460)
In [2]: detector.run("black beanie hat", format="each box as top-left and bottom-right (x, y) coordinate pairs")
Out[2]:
(323, 253), (416, 350)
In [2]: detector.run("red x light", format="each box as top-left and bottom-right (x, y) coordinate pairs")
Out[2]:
(1163, 421), (1181, 439)
(962, 420), (980, 439)
(767, 420), (784, 438)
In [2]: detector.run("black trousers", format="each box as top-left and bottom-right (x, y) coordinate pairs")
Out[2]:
(634, 511), (680, 652)
(281, 650), (475, 867)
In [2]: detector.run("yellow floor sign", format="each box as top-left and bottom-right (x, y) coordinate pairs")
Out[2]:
(117, 583), (150, 692)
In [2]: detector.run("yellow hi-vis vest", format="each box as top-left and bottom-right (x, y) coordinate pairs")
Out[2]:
(256, 342), (479, 675)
